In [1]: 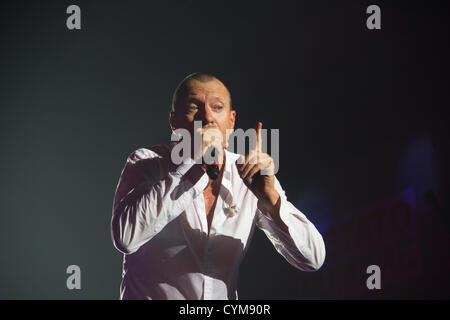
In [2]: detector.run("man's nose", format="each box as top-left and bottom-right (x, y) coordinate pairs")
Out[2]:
(197, 105), (215, 126)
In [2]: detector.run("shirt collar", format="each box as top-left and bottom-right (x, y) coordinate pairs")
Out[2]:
(221, 149), (241, 204)
(169, 143), (240, 204)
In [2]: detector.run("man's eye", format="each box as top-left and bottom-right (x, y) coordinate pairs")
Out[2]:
(213, 105), (223, 110)
(187, 105), (198, 112)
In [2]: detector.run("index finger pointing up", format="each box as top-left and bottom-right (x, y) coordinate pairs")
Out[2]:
(256, 121), (262, 153)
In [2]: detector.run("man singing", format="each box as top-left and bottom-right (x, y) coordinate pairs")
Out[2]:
(111, 72), (325, 299)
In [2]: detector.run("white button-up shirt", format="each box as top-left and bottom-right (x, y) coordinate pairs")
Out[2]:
(111, 144), (325, 300)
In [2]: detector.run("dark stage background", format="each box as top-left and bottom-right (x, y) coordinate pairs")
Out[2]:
(0, 1), (449, 299)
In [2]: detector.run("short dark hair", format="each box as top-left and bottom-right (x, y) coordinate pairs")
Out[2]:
(171, 72), (232, 113)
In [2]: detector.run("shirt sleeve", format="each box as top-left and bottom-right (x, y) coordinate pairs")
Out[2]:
(111, 148), (209, 254)
(255, 177), (326, 271)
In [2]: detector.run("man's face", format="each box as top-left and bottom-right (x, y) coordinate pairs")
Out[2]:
(170, 79), (236, 148)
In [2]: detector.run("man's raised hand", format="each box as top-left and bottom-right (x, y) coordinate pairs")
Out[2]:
(236, 122), (278, 204)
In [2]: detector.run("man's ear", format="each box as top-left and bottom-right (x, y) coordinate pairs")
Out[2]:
(230, 109), (236, 129)
(225, 109), (237, 148)
(169, 111), (177, 131)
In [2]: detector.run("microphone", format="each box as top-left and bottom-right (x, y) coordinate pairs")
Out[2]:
(204, 146), (220, 180)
